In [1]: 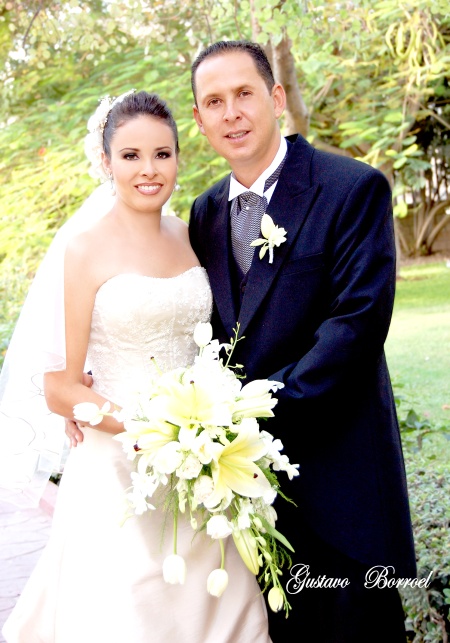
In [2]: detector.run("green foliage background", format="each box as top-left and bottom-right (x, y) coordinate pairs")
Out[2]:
(1, 0), (449, 353)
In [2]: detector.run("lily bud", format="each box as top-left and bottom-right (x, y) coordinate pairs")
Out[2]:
(268, 586), (284, 612)
(207, 568), (229, 597)
(232, 528), (260, 575)
(162, 554), (186, 585)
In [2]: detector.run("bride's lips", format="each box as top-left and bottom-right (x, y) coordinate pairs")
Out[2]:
(135, 183), (163, 195)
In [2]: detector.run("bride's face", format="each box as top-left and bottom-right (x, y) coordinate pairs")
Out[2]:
(103, 114), (178, 213)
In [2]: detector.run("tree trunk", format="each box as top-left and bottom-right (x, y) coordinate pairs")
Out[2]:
(272, 34), (309, 137)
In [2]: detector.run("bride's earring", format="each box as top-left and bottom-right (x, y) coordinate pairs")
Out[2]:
(108, 173), (116, 196)
(174, 182), (180, 192)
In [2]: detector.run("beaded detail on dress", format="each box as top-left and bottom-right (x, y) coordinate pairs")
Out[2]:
(87, 267), (213, 407)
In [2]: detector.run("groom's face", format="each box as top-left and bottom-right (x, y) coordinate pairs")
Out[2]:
(193, 51), (285, 187)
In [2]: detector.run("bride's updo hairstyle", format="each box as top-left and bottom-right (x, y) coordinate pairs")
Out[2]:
(102, 90), (179, 160)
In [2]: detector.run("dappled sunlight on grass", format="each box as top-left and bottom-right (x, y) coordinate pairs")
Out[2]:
(387, 262), (450, 428)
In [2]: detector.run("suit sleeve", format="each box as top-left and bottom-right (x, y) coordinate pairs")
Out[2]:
(270, 169), (396, 404)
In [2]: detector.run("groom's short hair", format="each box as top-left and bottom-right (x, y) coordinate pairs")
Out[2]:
(191, 40), (275, 104)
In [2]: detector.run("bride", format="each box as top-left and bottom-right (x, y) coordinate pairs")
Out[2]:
(1, 90), (270, 642)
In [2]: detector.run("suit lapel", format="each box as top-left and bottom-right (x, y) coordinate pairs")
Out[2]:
(204, 180), (239, 336)
(237, 136), (320, 336)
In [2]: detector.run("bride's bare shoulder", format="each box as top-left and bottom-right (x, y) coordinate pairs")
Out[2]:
(66, 214), (113, 253)
(163, 214), (189, 238)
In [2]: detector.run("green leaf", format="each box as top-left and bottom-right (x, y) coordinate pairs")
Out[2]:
(255, 514), (295, 553)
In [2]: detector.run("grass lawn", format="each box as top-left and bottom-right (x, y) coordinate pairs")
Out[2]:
(385, 260), (450, 429)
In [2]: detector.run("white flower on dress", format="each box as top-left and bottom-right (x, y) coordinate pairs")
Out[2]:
(268, 586), (284, 612)
(250, 213), (287, 264)
(176, 453), (203, 480)
(193, 322), (213, 348)
(206, 515), (233, 539)
(162, 554), (186, 584)
(84, 89), (136, 181)
(153, 441), (183, 474)
(73, 401), (111, 426)
(192, 475), (215, 507)
(207, 569), (229, 597)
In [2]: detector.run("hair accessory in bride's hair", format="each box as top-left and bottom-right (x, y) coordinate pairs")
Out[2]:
(84, 89), (136, 182)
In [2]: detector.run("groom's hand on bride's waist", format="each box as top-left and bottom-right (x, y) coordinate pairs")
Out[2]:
(65, 418), (85, 447)
(64, 371), (94, 447)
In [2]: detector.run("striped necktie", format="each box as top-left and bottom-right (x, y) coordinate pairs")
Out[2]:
(231, 156), (286, 274)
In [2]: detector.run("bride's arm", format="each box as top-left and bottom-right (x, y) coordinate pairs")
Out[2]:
(64, 371), (93, 447)
(44, 235), (124, 435)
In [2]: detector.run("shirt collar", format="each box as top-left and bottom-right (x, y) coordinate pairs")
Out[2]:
(228, 137), (288, 202)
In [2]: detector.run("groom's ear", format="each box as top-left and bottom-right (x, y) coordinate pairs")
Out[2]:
(192, 105), (206, 136)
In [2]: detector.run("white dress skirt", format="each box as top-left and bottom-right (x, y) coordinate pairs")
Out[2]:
(2, 268), (271, 643)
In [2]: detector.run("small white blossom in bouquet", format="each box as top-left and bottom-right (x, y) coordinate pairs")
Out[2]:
(73, 322), (299, 616)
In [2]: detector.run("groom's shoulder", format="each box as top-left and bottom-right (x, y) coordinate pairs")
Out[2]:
(193, 174), (230, 211)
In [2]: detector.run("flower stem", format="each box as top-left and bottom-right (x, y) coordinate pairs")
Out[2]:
(173, 504), (179, 554)
(219, 538), (225, 570)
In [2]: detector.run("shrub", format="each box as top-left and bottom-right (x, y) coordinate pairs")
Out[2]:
(397, 386), (450, 643)
(402, 454), (450, 642)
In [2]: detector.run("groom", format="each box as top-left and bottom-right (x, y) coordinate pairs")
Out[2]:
(188, 41), (416, 642)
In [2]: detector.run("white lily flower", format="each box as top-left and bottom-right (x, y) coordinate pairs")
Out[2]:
(268, 586), (284, 612)
(207, 569), (229, 597)
(150, 368), (234, 431)
(250, 213), (287, 263)
(206, 514), (233, 539)
(162, 554), (186, 585)
(207, 423), (272, 507)
(193, 322), (213, 348)
(121, 418), (177, 455)
(73, 401), (110, 426)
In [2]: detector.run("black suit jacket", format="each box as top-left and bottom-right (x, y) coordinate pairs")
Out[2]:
(189, 134), (416, 578)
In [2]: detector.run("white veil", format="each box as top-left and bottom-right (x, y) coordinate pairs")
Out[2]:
(0, 183), (115, 507)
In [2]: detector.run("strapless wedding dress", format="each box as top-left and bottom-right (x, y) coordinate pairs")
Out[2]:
(3, 268), (270, 643)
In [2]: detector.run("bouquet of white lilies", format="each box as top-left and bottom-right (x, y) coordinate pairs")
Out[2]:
(74, 322), (299, 616)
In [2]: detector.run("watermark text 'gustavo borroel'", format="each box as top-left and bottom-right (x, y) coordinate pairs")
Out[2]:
(286, 564), (433, 594)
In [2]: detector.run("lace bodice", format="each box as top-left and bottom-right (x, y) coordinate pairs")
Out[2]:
(87, 267), (212, 406)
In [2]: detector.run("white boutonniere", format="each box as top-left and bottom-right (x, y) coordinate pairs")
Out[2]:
(250, 214), (287, 264)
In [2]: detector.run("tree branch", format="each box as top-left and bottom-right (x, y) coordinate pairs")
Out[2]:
(22, 0), (44, 48)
